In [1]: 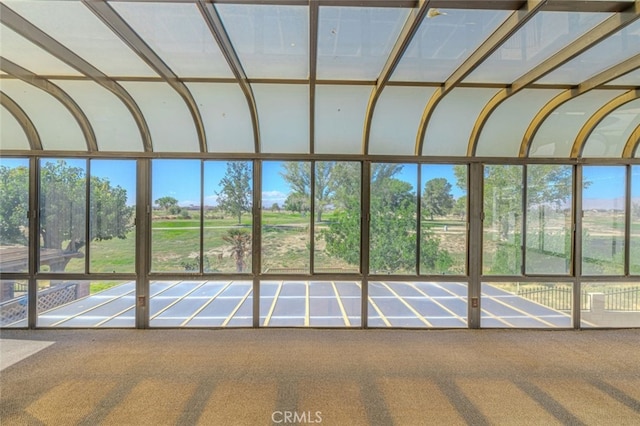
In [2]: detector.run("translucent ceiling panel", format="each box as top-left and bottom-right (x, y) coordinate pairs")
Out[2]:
(582, 98), (640, 158)
(476, 89), (562, 157)
(0, 105), (30, 150)
(253, 84), (309, 154)
(186, 83), (254, 153)
(315, 85), (371, 154)
(317, 7), (409, 80)
(422, 88), (498, 156)
(0, 80), (85, 151)
(606, 69), (640, 86)
(466, 12), (611, 84)
(216, 4), (308, 79)
(0, 25), (81, 76)
(539, 20), (640, 85)
(120, 82), (199, 153)
(112, 2), (232, 78)
(529, 90), (625, 158)
(54, 80), (143, 152)
(391, 9), (510, 82)
(6, 1), (156, 77)
(369, 86), (435, 155)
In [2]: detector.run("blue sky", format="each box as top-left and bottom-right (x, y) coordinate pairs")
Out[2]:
(1, 158), (638, 207)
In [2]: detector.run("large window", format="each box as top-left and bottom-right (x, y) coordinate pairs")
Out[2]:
(0, 158), (29, 273)
(581, 282), (640, 328)
(525, 165), (573, 275)
(483, 165), (523, 275)
(582, 166), (625, 275)
(632, 166), (640, 275)
(370, 163), (417, 275)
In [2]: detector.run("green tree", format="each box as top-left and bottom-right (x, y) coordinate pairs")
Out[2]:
(280, 162), (335, 222)
(422, 178), (454, 220)
(0, 160), (133, 271)
(155, 196), (179, 211)
(271, 203), (280, 212)
(223, 228), (252, 272)
(284, 192), (309, 214)
(216, 161), (252, 224)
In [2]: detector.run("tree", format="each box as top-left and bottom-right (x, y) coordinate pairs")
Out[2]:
(223, 228), (252, 272)
(155, 196), (178, 211)
(284, 192), (309, 214)
(271, 203), (280, 212)
(0, 160), (133, 271)
(280, 162), (335, 222)
(216, 161), (252, 224)
(422, 178), (454, 220)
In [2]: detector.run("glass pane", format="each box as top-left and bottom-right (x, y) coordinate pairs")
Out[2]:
(581, 283), (640, 328)
(582, 99), (640, 158)
(1, 80), (86, 151)
(483, 165), (523, 275)
(150, 280), (252, 327)
(369, 86), (436, 155)
(112, 2), (233, 78)
(0, 158), (29, 273)
(466, 12), (611, 84)
(151, 160), (202, 272)
(317, 7), (409, 80)
(368, 281), (467, 328)
(186, 83), (255, 154)
(606, 69), (640, 86)
(539, 20), (640, 85)
(476, 89), (562, 157)
(632, 167), (640, 274)
(120, 82), (200, 153)
(422, 88), (499, 156)
(0, 24), (82, 76)
(260, 280), (361, 327)
(529, 90), (625, 157)
(392, 9), (510, 82)
(481, 282), (572, 328)
(314, 161), (360, 273)
(254, 84), (309, 154)
(525, 165), (573, 274)
(421, 165), (467, 275)
(6, 1), (156, 77)
(314, 85), (371, 155)
(203, 161), (253, 274)
(37, 280), (134, 327)
(54, 80), (144, 152)
(39, 159), (86, 273)
(0, 106), (31, 150)
(89, 160), (136, 273)
(582, 166), (625, 275)
(216, 4), (308, 79)
(370, 163), (417, 274)
(0, 280), (28, 327)
(262, 161), (310, 273)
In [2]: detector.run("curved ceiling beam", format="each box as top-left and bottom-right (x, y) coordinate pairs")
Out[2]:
(0, 3), (153, 152)
(198, 1), (261, 154)
(362, 0), (432, 155)
(415, 0), (546, 156)
(1, 57), (97, 152)
(622, 123), (640, 158)
(520, 56), (640, 157)
(309, 0), (319, 154)
(468, 4), (640, 156)
(83, 0), (207, 153)
(0, 90), (42, 151)
(571, 89), (639, 158)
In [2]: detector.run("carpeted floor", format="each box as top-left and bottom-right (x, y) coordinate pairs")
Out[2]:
(1, 328), (639, 425)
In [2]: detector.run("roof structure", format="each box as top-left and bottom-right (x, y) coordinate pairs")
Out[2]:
(0, 0), (638, 159)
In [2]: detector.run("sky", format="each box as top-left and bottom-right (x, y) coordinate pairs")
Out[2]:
(1, 158), (639, 208)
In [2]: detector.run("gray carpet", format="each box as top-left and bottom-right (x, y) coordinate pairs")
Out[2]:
(1, 328), (639, 425)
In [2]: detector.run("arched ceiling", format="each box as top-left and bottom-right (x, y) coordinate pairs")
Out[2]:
(0, 0), (639, 158)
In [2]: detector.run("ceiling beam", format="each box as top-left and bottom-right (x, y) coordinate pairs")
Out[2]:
(415, 0), (546, 156)
(198, 1), (261, 154)
(520, 56), (640, 157)
(468, 3), (640, 156)
(83, 0), (208, 153)
(0, 91), (42, 150)
(571, 89), (639, 158)
(362, 0), (432, 155)
(0, 3), (153, 152)
(0, 57), (98, 151)
(622, 123), (640, 158)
